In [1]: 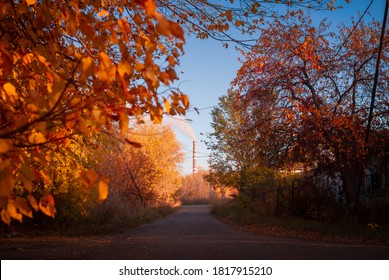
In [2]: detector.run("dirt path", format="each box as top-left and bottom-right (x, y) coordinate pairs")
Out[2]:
(1, 205), (388, 259)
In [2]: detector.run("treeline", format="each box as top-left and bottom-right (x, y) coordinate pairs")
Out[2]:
(4, 123), (184, 233)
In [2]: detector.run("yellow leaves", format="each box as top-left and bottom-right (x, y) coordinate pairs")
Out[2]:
(0, 196), (34, 224)
(0, 0), (189, 226)
(91, 106), (106, 125)
(39, 193), (56, 218)
(15, 197), (32, 218)
(97, 52), (116, 83)
(80, 169), (110, 204)
(0, 139), (11, 154)
(97, 9), (109, 18)
(28, 130), (46, 144)
(25, 0), (36, 6)
(164, 98), (171, 114)
(119, 112), (129, 136)
(149, 105), (163, 124)
(80, 56), (95, 78)
(98, 176), (109, 204)
(117, 61), (133, 77)
(2, 83), (18, 106)
(80, 169), (99, 187)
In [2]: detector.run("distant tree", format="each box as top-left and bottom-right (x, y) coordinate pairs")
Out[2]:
(180, 170), (211, 204)
(98, 123), (184, 207)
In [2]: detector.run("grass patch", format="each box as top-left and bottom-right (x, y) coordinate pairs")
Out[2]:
(211, 201), (389, 245)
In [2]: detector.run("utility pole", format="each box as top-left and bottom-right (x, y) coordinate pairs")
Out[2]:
(365, 0), (389, 145)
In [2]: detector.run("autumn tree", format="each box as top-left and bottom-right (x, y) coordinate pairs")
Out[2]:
(0, 0), (348, 224)
(0, 0), (189, 224)
(98, 122), (184, 207)
(225, 10), (389, 210)
(180, 170), (211, 204)
(157, 0), (347, 47)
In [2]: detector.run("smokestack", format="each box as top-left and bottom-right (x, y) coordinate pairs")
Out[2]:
(193, 140), (198, 174)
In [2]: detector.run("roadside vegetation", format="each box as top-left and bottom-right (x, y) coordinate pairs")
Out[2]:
(1, 123), (183, 236)
(206, 9), (389, 243)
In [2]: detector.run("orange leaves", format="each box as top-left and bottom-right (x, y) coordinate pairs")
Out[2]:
(154, 13), (185, 41)
(136, 0), (156, 17)
(80, 56), (95, 79)
(28, 130), (46, 144)
(119, 113), (129, 136)
(117, 61), (133, 77)
(226, 10), (233, 22)
(149, 105), (164, 124)
(98, 176), (110, 204)
(39, 193), (56, 218)
(80, 169), (110, 204)
(0, 139), (11, 154)
(25, 0), (36, 6)
(0, 0), (189, 225)
(1, 83), (18, 106)
(97, 52), (116, 83)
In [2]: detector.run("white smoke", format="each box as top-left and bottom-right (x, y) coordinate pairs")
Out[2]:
(163, 115), (196, 141)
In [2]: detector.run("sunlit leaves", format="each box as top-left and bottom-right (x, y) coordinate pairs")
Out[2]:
(97, 52), (116, 83)
(0, 140), (11, 154)
(98, 123), (183, 206)
(2, 83), (18, 105)
(80, 56), (95, 79)
(0, 0), (190, 224)
(28, 131), (46, 144)
(25, 0), (36, 6)
(39, 193), (56, 218)
(117, 61), (133, 77)
(98, 176), (110, 204)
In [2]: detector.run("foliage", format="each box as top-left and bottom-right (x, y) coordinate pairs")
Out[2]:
(180, 170), (211, 204)
(158, 0), (346, 47)
(211, 200), (389, 244)
(0, 0), (188, 224)
(0, 0), (349, 225)
(208, 10), (389, 212)
(98, 122), (184, 207)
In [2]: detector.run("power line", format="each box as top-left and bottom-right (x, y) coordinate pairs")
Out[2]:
(187, 106), (215, 114)
(334, 0), (375, 57)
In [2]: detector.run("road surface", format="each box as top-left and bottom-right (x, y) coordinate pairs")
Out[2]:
(0, 205), (388, 259)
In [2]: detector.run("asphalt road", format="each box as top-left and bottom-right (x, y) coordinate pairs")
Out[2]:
(1, 205), (388, 259)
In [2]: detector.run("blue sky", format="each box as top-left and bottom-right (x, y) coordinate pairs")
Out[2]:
(170, 0), (386, 174)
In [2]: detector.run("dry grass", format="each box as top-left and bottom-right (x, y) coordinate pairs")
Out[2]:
(211, 201), (389, 245)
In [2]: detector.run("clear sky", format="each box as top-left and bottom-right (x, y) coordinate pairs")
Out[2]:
(169, 0), (386, 174)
